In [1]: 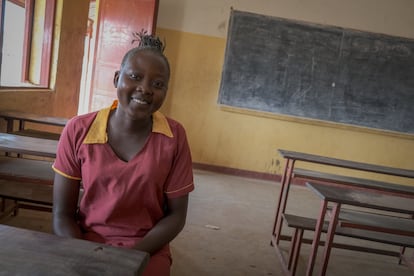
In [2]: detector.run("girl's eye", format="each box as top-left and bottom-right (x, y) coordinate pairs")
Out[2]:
(153, 80), (165, 89)
(130, 74), (141, 80)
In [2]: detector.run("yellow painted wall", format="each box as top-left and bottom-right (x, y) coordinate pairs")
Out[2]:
(156, 0), (414, 185)
(0, 0), (412, 186)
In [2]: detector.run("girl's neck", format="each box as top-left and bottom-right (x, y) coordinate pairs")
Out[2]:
(110, 109), (153, 135)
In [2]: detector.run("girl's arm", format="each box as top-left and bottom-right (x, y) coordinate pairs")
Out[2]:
(134, 194), (189, 255)
(52, 173), (83, 239)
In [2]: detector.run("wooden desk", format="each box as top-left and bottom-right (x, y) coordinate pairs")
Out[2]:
(0, 224), (149, 275)
(0, 110), (68, 140)
(0, 110), (68, 129)
(0, 133), (57, 158)
(306, 182), (414, 276)
(272, 149), (414, 246)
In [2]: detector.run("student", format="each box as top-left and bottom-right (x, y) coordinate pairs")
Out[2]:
(52, 31), (194, 275)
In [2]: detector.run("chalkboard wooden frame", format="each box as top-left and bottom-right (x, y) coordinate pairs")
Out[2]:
(218, 10), (414, 135)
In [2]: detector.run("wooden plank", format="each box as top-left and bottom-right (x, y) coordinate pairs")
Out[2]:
(0, 156), (54, 185)
(0, 133), (57, 158)
(338, 209), (414, 236)
(0, 110), (68, 126)
(278, 149), (414, 178)
(11, 129), (61, 140)
(283, 213), (414, 248)
(306, 182), (414, 214)
(0, 224), (149, 275)
(0, 179), (53, 205)
(293, 168), (414, 196)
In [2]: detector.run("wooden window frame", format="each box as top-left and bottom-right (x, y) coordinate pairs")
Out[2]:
(0, 0), (56, 88)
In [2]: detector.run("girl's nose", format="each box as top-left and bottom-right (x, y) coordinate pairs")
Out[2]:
(137, 80), (152, 94)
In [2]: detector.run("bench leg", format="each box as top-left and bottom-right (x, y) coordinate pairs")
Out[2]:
(288, 228), (304, 276)
(399, 214), (414, 265)
(13, 200), (19, 216)
(0, 201), (19, 221)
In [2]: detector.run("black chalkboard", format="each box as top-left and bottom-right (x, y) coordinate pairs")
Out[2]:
(218, 10), (414, 134)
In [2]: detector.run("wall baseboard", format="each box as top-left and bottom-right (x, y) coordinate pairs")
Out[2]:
(192, 163), (306, 186)
(192, 162), (280, 182)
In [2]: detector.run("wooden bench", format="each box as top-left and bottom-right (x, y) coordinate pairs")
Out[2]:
(293, 168), (414, 196)
(282, 213), (414, 275)
(337, 208), (414, 236)
(0, 179), (53, 219)
(0, 156), (54, 218)
(0, 156), (54, 185)
(0, 110), (68, 141)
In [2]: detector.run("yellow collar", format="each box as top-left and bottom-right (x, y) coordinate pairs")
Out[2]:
(83, 100), (173, 144)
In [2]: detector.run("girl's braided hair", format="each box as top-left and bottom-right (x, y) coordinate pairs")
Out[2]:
(120, 29), (170, 75)
(131, 30), (166, 53)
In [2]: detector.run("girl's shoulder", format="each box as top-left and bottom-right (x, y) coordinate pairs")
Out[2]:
(65, 111), (100, 137)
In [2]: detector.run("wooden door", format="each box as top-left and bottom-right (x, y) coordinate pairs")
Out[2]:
(88, 0), (158, 112)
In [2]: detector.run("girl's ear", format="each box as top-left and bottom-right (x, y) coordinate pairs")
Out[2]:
(113, 71), (120, 88)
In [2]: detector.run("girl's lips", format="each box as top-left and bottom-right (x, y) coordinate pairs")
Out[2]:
(131, 96), (150, 105)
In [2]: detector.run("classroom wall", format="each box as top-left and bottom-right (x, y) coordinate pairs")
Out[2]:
(156, 0), (414, 184)
(0, 0), (88, 122)
(0, 0), (412, 185)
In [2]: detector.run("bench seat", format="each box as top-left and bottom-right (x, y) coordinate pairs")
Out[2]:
(282, 213), (414, 275)
(0, 156), (54, 185)
(338, 208), (414, 237)
(10, 129), (61, 140)
(0, 179), (53, 219)
(0, 179), (53, 206)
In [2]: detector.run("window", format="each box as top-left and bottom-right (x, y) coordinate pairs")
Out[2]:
(0, 0), (56, 88)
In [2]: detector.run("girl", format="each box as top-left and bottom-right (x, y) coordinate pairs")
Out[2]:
(52, 32), (194, 275)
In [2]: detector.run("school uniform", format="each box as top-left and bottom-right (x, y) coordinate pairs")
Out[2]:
(53, 100), (194, 275)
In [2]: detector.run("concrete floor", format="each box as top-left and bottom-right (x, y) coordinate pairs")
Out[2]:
(1, 169), (413, 275)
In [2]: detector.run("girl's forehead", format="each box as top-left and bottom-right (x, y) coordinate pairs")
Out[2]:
(123, 50), (170, 77)
(128, 50), (167, 67)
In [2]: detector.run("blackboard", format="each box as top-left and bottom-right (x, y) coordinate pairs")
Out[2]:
(218, 10), (414, 134)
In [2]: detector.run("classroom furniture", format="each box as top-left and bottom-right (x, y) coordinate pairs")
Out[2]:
(272, 149), (414, 244)
(305, 182), (414, 276)
(0, 179), (53, 219)
(0, 224), (149, 275)
(0, 133), (57, 217)
(282, 213), (414, 275)
(271, 149), (414, 273)
(0, 110), (68, 140)
(0, 133), (58, 158)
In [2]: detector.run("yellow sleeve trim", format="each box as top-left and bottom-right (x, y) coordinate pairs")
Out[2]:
(52, 166), (82, 180)
(165, 182), (194, 194)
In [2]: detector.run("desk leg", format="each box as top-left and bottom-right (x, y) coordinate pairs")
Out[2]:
(320, 203), (340, 276)
(306, 200), (328, 276)
(272, 158), (295, 245)
(4, 119), (14, 157)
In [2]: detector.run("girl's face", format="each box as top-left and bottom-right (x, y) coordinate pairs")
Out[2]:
(114, 50), (169, 120)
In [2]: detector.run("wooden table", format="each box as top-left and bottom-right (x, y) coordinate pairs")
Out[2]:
(0, 133), (58, 158)
(306, 182), (414, 276)
(0, 110), (68, 140)
(0, 110), (68, 130)
(0, 224), (149, 275)
(272, 149), (414, 246)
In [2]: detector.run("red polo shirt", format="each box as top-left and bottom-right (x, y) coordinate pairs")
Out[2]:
(53, 101), (194, 251)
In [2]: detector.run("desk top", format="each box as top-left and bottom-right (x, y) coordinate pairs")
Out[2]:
(0, 133), (57, 158)
(278, 149), (414, 179)
(306, 182), (414, 215)
(0, 110), (68, 126)
(0, 225), (149, 275)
